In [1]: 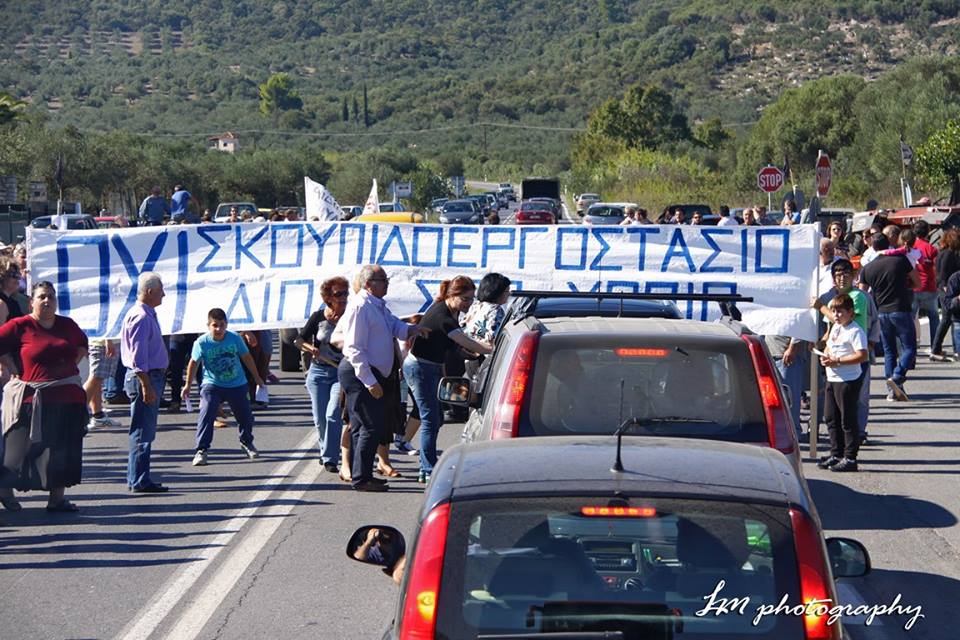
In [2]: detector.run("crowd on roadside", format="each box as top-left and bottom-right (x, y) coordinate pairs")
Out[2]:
(3, 181), (959, 515)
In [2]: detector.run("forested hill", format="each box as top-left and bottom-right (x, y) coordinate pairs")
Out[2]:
(2, 0), (959, 164)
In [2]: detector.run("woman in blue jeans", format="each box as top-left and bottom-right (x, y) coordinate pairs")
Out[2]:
(296, 276), (349, 474)
(404, 276), (493, 483)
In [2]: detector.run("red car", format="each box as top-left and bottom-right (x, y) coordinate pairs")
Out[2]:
(515, 203), (556, 225)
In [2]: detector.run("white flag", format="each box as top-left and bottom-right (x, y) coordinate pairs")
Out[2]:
(304, 176), (344, 221)
(362, 179), (379, 217)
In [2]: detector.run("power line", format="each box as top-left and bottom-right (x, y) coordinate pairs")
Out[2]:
(89, 121), (588, 139)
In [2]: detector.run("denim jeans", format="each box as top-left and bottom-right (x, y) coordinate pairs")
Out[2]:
(858, 361), (871, 433)
(197, 383), (255, 451)
(125, 369), (166, 489)
(402, 355), (444, 476)
(912, 291), (940, 348)
(878, 311), (917, 382)
(953, 322), (960, 354)
(305, 363), (343, 464)
(774, 349), (807, 433)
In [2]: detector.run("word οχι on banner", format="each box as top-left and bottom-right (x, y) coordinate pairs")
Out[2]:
(26, 223), (820, 340)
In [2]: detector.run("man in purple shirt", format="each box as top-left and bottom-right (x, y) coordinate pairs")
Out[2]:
(338, 265), (423, 492)
(121, 272), (170, 493)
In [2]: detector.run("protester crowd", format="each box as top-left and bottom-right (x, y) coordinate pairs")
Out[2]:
(1, 183), (959, 515)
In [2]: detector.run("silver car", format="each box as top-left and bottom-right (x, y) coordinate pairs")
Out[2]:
(583, 202), (635, 225)
(439, 199), (483, 224)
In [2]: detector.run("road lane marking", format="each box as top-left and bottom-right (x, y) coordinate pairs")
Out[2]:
(162, 451), (323, 639)
(114, 430), (317, 640)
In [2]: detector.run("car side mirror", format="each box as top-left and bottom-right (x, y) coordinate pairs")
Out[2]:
(347, 526), (406, 570)
(438, 376), (471, 406)
(826, 537), (871, 578)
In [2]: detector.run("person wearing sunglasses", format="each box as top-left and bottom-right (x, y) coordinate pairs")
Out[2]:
(817, 293), (869, 473)
(296, 276), (350, 474)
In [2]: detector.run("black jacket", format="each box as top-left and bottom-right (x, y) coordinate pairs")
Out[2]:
(946, 271), (960, 321)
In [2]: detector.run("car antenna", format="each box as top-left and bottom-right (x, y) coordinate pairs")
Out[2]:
(617, 379), (625, 430)
(611, 418), (646, 473)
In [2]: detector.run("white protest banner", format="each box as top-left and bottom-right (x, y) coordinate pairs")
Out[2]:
(304, 176), (344, 221)
(26, 223), (819, 340)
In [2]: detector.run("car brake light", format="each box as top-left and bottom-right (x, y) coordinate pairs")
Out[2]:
(399, 503), (451, 640)
(581, 506), (656, 517)
(741, 335), (796, 456)
(789, 509), (840, 640)
(615, 348), (669, 358)
(492, 331), (540, 438)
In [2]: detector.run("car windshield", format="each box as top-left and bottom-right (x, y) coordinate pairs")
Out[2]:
(435, 496), (801, 639)
(445, 202), (472, 213)
(588, 206), (625, 218)
(523, 337), (767, 441)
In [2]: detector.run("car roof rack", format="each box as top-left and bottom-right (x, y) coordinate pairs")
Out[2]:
(508, 290), (754, 323)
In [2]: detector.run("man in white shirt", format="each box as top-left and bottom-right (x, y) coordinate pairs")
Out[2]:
(338, 265), (423, 491)
(716, 206), (739, 226)
(817, 239), (840, 295)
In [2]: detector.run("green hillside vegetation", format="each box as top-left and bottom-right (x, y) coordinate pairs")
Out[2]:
(2, 1), (960, 210)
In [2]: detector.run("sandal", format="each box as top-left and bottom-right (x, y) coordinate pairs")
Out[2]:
(377, 467), (403, 478)
(0, 496), (23, 512)
(46, 500), (80, 513)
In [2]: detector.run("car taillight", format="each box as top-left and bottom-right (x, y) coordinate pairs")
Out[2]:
(741, 335), (796, 455)
(789, 508), (840, 640)
(399, 503), (451, 640)
(492, 331), (540, 438)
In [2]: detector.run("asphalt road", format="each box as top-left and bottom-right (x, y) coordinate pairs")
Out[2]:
(0, 348), (957, 638)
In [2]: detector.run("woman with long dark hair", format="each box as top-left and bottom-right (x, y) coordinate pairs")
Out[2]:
(403, 276), (492, 483)
(0, 281), (89, 513)
(931, 228), (960, 361)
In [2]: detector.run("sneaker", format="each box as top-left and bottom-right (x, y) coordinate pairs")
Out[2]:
(394, 439), (417, 455)
(353, 480), (388, 492)
(830, 458), (859, 473)
(240, 442), (260, 459)
(192, 449), (208, 466)
(417, 472), (431, 484)
(885, 392), (896, 402)
(886, 378), (909, 402)
(817, 455), (842, 469)
(860, 431), (869, 445)
(929, 353), (951, 363)
(322, 462), (339, 473)
(88, 415), (120, 429)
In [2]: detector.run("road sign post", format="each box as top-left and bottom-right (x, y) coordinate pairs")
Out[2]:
(758, 165), (784, 212)
(815, 151), (832, 199)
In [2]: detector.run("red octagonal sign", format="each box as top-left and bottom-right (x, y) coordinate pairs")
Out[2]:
(816, 153), (832, 197)
(757, 165), (784, 193)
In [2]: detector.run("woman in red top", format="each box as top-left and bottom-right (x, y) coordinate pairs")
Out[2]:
(0, 281), (89, 513)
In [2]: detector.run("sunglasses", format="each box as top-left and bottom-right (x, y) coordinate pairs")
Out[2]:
(331, 290), (349, 298)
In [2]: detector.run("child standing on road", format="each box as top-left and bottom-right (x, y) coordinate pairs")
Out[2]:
(182, 308), (265, 466)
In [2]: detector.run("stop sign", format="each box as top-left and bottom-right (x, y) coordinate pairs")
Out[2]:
(816, 152), (832, 197)
(757, 165), (784, 193)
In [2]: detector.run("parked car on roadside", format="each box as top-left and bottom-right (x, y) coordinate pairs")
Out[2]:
(29, 214), (97, 230)
(582, 202), (635, 225)
(575, 192), (601, 215)
(439, 200), (484, 225)
(347, 435), (870, 640)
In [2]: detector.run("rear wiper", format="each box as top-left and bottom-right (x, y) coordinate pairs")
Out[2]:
(480, 634), (625, 639)
(477, 631), (625, 640)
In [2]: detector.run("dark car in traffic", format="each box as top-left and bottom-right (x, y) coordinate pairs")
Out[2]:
(347, 436), (869, 640)
(439, 200), (484, 224)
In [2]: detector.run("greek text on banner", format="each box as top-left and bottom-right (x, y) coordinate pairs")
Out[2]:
(26, 223), (820, 340)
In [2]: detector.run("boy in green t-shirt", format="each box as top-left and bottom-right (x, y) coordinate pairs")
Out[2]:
(182, 308), (265, 466)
